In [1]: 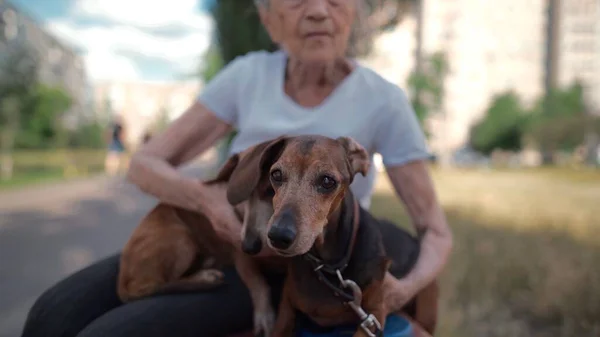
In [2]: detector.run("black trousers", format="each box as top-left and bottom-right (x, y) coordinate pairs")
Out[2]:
(21, 254), (285, 337)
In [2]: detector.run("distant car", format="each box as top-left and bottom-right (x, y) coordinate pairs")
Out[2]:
(452, 147), (489, 167)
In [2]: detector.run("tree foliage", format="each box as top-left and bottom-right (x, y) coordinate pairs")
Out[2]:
(207, 0), (277, 66)
(469, 82), (596, 159)
(67, 119), (105, 149)
(15, 84), (72, 149)
(200, 45), (225, 83)
(469, 92), (525, 155)
(524, 82), (590, 153)
(0, 43), (40, 179)
(407, 51), (449, 134)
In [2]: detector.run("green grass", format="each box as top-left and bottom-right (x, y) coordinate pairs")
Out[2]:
(370, 167), (600, 337)
(0, 168), (65, 190)
(0, 149), (109, 191)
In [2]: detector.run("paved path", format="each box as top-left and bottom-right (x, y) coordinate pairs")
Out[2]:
(0, 162), (215, 337)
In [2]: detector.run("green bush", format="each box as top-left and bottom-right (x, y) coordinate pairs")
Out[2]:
(469, 92), (525, 155)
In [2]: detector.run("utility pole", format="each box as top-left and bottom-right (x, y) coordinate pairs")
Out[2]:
(414, 0), (424, 74)
(544, 0), (560, 97)
(541, 0), (560, 164)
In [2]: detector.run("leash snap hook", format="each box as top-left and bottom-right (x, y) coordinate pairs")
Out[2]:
(336, 269), (362, 304)
(359, 314), (383, 337)
(336, 270), (382, 337)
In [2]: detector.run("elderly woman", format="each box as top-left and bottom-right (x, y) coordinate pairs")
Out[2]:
(21, 0), (452, 336)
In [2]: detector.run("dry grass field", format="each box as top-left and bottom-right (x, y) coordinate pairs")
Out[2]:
(370, 167), (600, 337)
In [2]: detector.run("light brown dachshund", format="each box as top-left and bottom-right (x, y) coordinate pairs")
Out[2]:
(118, 140), (285, 337)
(226, 135), (439, 337)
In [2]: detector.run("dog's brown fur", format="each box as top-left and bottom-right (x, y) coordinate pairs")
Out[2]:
(227, 135), (439, 337)
(118, 142), (281, 336)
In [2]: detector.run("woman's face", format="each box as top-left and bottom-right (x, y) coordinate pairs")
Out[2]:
(260, 0), (356, 64)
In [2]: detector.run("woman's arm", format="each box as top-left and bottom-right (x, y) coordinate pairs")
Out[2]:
(384, 160), (452, 311)
(371, 86), (452, 311)
(126, 102), (241, 243)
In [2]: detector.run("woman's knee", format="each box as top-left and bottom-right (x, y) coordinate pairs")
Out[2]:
(21, 254), (122, 337)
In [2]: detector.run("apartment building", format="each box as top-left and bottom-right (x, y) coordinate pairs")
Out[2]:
(0, 0), (90, 125)
(362, 0), (600, 155)
(93, 81), (201, 148)
(555, 0), (600, 113)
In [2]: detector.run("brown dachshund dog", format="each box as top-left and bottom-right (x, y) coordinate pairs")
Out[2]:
(226, 135), (439, 337)
(118, 141), (283, 337)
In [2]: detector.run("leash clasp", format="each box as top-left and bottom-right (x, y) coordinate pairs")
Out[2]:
(336, 270), (382, 337)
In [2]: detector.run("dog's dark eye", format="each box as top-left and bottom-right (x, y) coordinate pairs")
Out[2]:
(264, 187), (275, 198)
(270, 169), (283, 183)
(320, 176), (337, 190)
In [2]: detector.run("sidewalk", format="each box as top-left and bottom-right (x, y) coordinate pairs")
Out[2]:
(0, 157), (218, 213)
(0, 159), (216, 337)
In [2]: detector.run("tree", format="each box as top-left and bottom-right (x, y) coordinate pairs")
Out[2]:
(407, 51), (449, 135)
(208, 0), (277, 66)
(151, 106), (171, 133)
(469, 92), (526, 155)
(200, 45), (225, 83)
(0, 43), (39, 180)
(524, 82), (589, 161)
(15, 84), (72, 149)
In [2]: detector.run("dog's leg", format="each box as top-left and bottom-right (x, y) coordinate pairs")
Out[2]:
(234, 252), (275, 337)
(152, 268), (225, 295)
(272, 282), (296, 337)
(119, 205), (224, 301)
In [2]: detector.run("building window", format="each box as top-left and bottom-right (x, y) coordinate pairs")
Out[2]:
(48, 47), (62, 65)
(1, 8), (17, 41)
(2, 9), (16, 24)
(571, 22), (595, 34)
(571, 39), (596, 53)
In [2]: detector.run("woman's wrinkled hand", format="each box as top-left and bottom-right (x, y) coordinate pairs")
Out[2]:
(202, 183), (244, 247)
(383, 273), (415, 312)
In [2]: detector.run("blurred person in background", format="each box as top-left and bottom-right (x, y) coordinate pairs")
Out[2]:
(21, 1), (453, 336)
(141, 130), (153, 145)
(104, 115), (127, 175)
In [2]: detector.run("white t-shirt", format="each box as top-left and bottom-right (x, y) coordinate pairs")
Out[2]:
(198, 50), (431, 209)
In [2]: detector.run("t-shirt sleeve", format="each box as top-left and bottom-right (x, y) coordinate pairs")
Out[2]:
(374, 87), (432, 167)
(196, 54), (251, 127)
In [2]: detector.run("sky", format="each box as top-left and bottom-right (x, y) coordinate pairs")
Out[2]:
(10, 0), (214, 82)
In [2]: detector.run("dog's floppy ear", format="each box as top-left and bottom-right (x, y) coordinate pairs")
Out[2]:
(336, 136), (370, 178)
(226, 136), (288, 205)
(204, 154), (240, 185)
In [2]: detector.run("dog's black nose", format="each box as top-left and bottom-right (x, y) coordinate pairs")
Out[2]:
(268, 226), (296, 249)
(242, 236), (263, 256)
(268, 210), (297, 250)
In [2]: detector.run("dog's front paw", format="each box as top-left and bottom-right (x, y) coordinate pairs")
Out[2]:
(253, 306), (275, 337)
(190, 269), (224, 286)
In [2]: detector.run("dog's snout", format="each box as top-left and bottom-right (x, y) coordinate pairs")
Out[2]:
(268, 210), (297, 250)
(242, 235), (263, 255)
(268, 227), (296, 250)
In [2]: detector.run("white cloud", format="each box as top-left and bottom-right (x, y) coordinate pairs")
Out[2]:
(45, 0), (213, 82)
(85, 50), (141, 81)
(48, 20), (211, 63)
(48, 20), (141, 81)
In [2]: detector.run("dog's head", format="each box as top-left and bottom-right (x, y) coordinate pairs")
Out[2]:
(225, 135), (370, 257)
(208, 138), (286, 255)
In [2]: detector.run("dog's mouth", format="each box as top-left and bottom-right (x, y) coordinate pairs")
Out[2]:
(272, 249), (296, 257)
